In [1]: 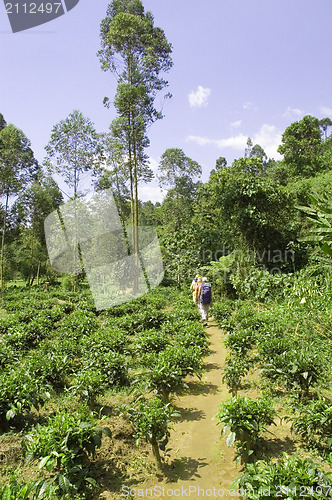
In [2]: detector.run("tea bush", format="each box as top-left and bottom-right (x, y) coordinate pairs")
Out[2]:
(290, 397), (332, 456)
(260, 347), (325, 398)
(234, 453), (332, 499)
(127, 396), (176, 470)
(222, 356), (251, 396)
(217, 396), (277, 463)
(22, 411), (111, 494)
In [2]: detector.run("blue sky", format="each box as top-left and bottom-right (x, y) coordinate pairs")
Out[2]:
(1, 0), (332, 202)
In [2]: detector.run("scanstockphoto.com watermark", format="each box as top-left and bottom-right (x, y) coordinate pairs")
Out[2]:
(121, 484), (332, 498)
(3, 0), (80, 33)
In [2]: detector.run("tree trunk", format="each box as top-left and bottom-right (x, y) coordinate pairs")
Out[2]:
(36, 261), (40, 285)
(151, 435), (163, 472)
(0, 192), (9, 291)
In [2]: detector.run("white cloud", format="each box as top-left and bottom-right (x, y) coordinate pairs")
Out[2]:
(253, 124), (283, 159)
(319, 106), (332, 117)
(188, 85), (211, 108)
(139, 182), (165, 203)
(243, 102), (257, 111)
(187, 124), (283, 159)
(137, 157), (166, 203)
(187, 133), (247, 150)
(230, 119), (242, 129)
(186, 135), (212, 146)
(282, 107), (303, 119)
(215, 134), (248, 150)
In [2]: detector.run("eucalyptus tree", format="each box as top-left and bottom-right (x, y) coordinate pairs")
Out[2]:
(44, 110), (102, 288)
(44, 109), (102, 198)
(319, 117), (332, 140)
(277, 115), (322, 177)
(98, 0), (173, 265)
(93, 134), (131, 226)
(158, 148), (202, 284)
(0, 123), (38, 289)
(0, 113), (6, 131)
(15, 175), (63, 284)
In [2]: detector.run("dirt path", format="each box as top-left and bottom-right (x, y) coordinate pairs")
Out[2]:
(141, 318), (242, 498)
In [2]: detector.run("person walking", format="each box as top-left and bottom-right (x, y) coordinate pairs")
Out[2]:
(196, 277), (212, 326)
(190, 274), (200, 303)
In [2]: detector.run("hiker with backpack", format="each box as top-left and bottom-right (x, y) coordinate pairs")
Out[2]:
(190, 274), (201, 303)
(196, 276), (212, 326)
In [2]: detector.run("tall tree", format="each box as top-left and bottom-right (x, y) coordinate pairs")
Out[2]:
(0, 113), (6, 131)
(15, 175), (63, 284)
(319, 117), (332, 140)
(98, 0), (173, 280)
(0, 123), (38, 289)
(158, 148), (201, 190)
(158, 148), (201, 285)
(44, 109), (102, 197)
(277, 115), (322, 177)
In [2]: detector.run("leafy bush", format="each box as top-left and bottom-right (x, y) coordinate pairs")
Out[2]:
(217, 396), (276, 463)
(144, 345), (202, 403)
(0, 367), (50, 425)
(109, 308), (166, 334)
(22, 412), (111, 494)
(25, 347), (75, 390)
(230, 268), (293, 302)
(234, 453), (332, 499)
(224, 328), (255, 357)
(127, 396), (176, 471)
(57, 310), (98, 339)
(81, 326), (129, 356)
(82, 350), (128, 387)
(260, 347), (325, 397)
(67, 368), (109, 404)
(0, 472), (57, 499)
(210, 300), (234, 328)
(175, 324), (209, 355)
(222, 356), (251, 396)
(256, 334), (295, 364)
(134, 328), (171, 355)
(290, 397), (332, 456)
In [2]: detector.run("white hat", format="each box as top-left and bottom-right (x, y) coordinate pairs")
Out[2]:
(202, 277), (208, 282)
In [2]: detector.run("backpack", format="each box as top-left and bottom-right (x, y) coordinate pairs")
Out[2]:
(200, 282), (212, 304)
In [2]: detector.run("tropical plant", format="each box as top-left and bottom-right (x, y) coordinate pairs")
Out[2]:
(297, 191), (332, 258)
(217, 396), (276, 463)
(0, 472), (57, 499)
(127, 396), (177, 471)
(260, 347), (324, 398)
(289, 397), (332, 457)
(234, 453), (332, 499)
(222, 356), (251, 396)
(22, 412), (111, 494)
(143, 345), (202, 403)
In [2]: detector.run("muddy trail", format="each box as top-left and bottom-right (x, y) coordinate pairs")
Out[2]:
(140, 318), (242, 498)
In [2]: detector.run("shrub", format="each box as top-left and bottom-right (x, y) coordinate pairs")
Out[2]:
(210, 300), (234, 329)
(81, 326), (129, 355)
(222, 356), (251, 396)
(22, 412), (111, 494)
(224, 328), (255, 357)
(0, 367), (50, 426)
(260, 347), (325, 397)
(144, 345), (202, 403)
(127, 396), (176, 471)
(234, 453), (332, 499)
(57, 310), (98, 339)
(290, 397), (332, 456)
(134, 328), (171, 356)
(0, 472), (57, 499)
(217, 396), (276, 463)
